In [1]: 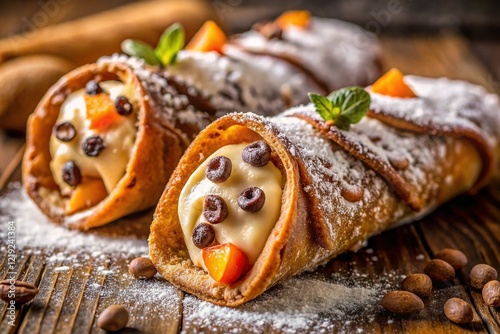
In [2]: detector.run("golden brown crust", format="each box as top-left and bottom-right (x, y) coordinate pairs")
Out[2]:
(23, 62), (186, 229)
(149, 109), (485, 306)
(366, 110), (494, 192)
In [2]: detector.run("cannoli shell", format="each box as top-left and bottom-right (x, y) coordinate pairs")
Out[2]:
(150, 86), (497, 306)
(23, 61), (186, 230)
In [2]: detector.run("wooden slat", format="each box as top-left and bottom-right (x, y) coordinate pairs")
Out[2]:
(91, 255), (182, 333)
(72, 257), (109, 333)
(380, 34), (500, 332)
(0, 139), (24, 190)
(379, 34), (498, 92)
(0, 251), (31, 332)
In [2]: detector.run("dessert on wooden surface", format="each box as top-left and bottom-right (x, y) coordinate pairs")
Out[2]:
(149, 70), (500, 306)
(23, 13), (380, 229)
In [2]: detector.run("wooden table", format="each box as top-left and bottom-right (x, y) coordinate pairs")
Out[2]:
(1, 34), (499, 333)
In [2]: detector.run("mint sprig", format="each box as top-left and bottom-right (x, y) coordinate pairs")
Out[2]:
(308, 86), (370, 131)
(121, 23), (185, 67)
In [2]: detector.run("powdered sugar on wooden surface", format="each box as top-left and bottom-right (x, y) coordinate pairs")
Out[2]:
(182, 274), (397, 333)
(0, 182), (148, 255)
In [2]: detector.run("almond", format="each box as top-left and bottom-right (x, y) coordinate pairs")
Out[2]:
(482, 280), (500, 307)
(401, 274), (432, 298)
(381, 290), (424, 315)
(444, 298), (473, 324)
(128, 257), (157, 280)
(97, 305), (129, 332)
(0, 280), (39, 305)
(435, 248), (468, 270)
(470, 264), (497, 289)
(424, 259), (455, 282)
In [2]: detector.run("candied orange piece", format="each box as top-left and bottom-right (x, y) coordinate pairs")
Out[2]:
(85, 94), (121, 131)
(202, 243), (249, 284)
(66, 178), (108, 214)
(185, 20), (226, 54)
(371, 68), (417, 98)
(275, 10), (311, 30)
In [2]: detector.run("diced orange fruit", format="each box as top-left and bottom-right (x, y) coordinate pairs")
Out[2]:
(370, 68), (417, 98)
(185, 20), (227, 54)
(66, 178), (108, 214)
(85, 94), (121, 131)
(275, 10), (311, 30)
(202, 243), (249, 284)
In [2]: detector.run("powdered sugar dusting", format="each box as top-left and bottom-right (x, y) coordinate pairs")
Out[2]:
(182, 275), (388, 333)
(0, 182), (148, 255)
(270, 108), (391, 250)
(96, 276), (181, 323)
(370, 76), (500, 147)
(231, 17), (380, 90)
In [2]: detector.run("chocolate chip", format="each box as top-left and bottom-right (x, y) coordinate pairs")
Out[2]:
(192, 223), (215, 249)
(115, 96), (133, 116)
(53, 122), (76, 142)
(238, 187), (265, 212)
(242, 141), (271, 167)
(206, 156), (232, 183)
(82, 136), (105, 157)
(62, 161), (81, 187)
(85, 80), (103, 95)
(203, 195), (228, 224)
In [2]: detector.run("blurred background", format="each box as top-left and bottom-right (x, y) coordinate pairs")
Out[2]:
(0, 0), (499, 138)
(1, 0), (500, 37)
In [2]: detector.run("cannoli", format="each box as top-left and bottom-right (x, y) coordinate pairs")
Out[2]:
(227, 11), (380, 93)
(23, 15), (381, 229)
(149, 70), (500, 306)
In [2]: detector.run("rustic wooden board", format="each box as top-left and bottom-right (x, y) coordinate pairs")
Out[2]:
(0, 34), (499, 333)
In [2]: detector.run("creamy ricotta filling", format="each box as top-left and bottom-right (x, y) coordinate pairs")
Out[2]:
(49, 80), (137, 202)
(178, 143), (283, 270)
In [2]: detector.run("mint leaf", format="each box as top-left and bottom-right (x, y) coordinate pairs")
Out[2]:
(121, 39), (161, 66)
(309, 86), (370, 131)
(155, 23), (185, 66)
(328, 86), (370, 124)
(308, 93), (337, 121)
(334, 116), (352, 131)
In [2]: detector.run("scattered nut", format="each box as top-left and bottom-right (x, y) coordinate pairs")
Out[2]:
(97, 305), (129, 332)
(482, 280), (500, 307)
(435, 248), (468, 270)
(401, 274), (433, 298)
(381, 290), (424, 315)
(424, 259), (455, 282)
(470, 264), (497, 289)
(0, 280), (39, 305)
(128, 257), (157, 280)
(444, 298), (474, 324)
